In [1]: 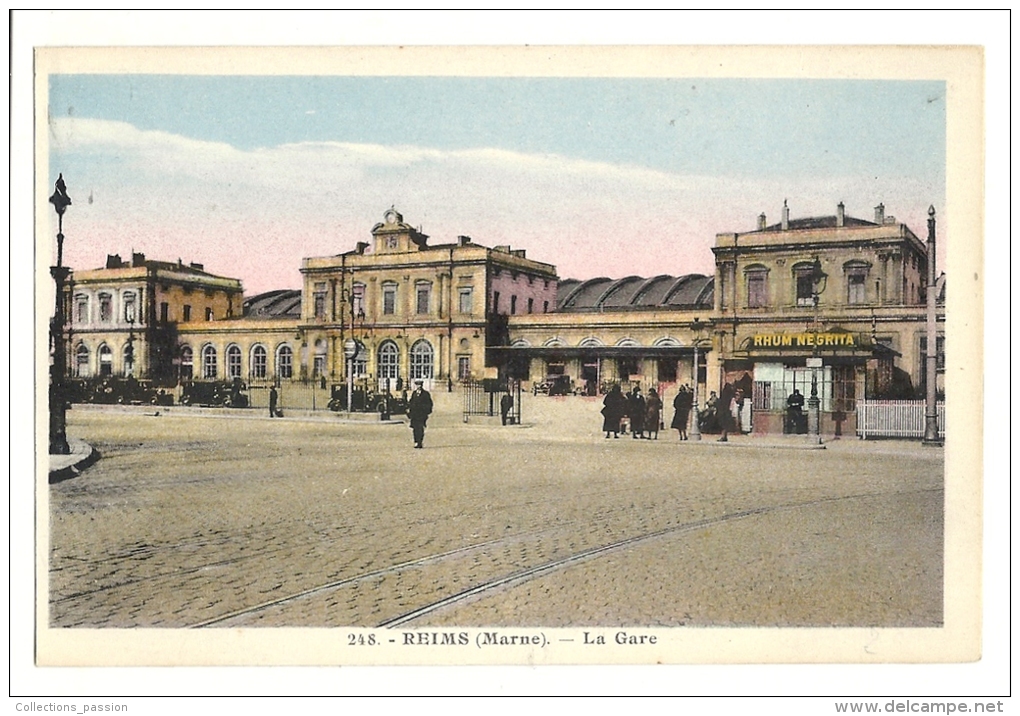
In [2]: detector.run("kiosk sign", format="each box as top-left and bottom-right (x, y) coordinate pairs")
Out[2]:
(751, 332), (858, 348)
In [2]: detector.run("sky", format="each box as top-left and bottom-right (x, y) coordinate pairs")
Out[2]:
(47, 74), (946, 295)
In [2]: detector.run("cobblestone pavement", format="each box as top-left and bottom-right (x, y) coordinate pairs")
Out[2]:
(48, 393), (944, 629)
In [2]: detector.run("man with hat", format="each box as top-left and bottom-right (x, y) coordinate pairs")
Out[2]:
(407, 379), (434, 449)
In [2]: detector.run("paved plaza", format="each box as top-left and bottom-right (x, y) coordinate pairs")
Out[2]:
(48, 393), (944, 630)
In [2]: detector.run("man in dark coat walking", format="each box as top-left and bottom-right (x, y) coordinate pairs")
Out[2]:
(628, 387), (646, 439)
(500, 392), (514, 425)
(717, 381), (736, 442)
(268, 385), (279, 418)
(407, 380), (433, 448)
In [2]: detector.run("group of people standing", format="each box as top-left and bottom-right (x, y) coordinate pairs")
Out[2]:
(600, 385), (664, 440)
(602, 381), (741, 442)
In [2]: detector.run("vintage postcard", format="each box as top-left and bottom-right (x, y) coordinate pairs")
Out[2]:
(31, 41), (984, 674)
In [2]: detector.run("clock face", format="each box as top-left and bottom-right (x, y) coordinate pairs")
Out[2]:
(384, 210), (398, 225)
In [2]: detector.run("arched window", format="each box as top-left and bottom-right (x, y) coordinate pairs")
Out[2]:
(226, 344), (242, 379)
(378, 341), (400, 380)
(123, 341), (135, 376)
(410, 340), (434, 380)
(202, 345), (218, 379)
(250, 345), (267, 379)
(180, 345), (194, 380)
(98, 344), (113, 376)
(74, 343), (90, 378)
(277, 344), (293, 380)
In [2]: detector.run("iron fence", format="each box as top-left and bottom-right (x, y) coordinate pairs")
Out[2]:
(856, 399), (946, 439)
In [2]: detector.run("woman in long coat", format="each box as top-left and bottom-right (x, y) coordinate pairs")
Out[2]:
(645, 388), (663, 440)
(601, 384), (626, 438)
(671, 385), (692, 440)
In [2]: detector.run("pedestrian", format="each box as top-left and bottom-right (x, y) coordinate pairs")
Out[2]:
(500, 391), (514, 425)
(671, 384), (692, 440)
(717, 381), (736, 442)
(268, 385), (278, 418)
(645, 388), (662, 440)
(628, 386), (646, 439)
(407, 379), (433, 449)
(601, 384), (626, 438)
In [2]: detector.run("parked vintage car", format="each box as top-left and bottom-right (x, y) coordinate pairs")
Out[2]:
(179, 379), (249, 408)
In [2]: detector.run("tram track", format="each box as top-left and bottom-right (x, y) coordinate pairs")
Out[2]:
(192, 486), (941, 629)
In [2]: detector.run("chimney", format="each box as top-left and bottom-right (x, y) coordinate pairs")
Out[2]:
(356, 241), (369, 254)
(781, 200), (789, 231)
(189, 262), (204, 271)
(106, 254), (123, 269)
(131, 251), (146, 267)
(836, 201), (845, 228)
(458, 235), (472, 246)
(874, 203), (885, 224)
(757, 213), (767, 231)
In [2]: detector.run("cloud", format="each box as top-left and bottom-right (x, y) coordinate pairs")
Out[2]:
(48, 118), (945, 295)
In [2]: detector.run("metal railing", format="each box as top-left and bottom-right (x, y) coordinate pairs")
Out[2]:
(856, 399), (945, 439)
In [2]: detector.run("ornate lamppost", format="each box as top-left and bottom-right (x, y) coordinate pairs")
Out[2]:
(922, 206), (942, 446)
(125, 318), (136, 377)
(807, 256), (828, 445)
(48, 174), (72, 455)
(689, 317), (705, 441)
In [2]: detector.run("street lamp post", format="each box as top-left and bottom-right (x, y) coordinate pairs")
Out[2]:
(49, 174), (72, 455)
(922, 206), (942, 446)
(806, 257), (828, 445)
(689, 318), (704, 441)
(125, 318), (136, 377)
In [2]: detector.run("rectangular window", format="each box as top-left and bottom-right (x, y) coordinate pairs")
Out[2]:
(160, 302), (169, 322)
(205, 307), (214, 321)
(313, 282), (327, 319)
(492, 291), (500, 314)
(747, 272), (767, 308)
(796, 272), (815, 306)
(527, 297), (534, 314)
(75, 295), (89, 324)
(383, 284), (397, 315)
(123, 294), (137, 323)
(459, 288), (473, 314)
(847, 273), (866, 304)
(352, 284), (365, 317)
(458, 356), (471, 380)
(510, 295), (517, 315)
(98, 294), (113, 322)
(920, 336), (946, 372)
(416, 284), (430, 315)
(183, 305), (192, 322)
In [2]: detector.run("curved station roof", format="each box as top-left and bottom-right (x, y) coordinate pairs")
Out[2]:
(243, 290), (302, 319)
(556, 274), (714, 312)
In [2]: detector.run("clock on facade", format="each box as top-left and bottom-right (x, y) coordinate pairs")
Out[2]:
(384, 209), (401, 225)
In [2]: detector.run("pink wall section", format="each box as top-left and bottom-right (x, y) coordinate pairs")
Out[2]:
(488, 270), (557, 316)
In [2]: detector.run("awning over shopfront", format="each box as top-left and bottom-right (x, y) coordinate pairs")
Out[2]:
(730, 330), (899, 362)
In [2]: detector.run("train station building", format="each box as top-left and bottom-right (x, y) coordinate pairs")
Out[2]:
(62, 202), (944, 435)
